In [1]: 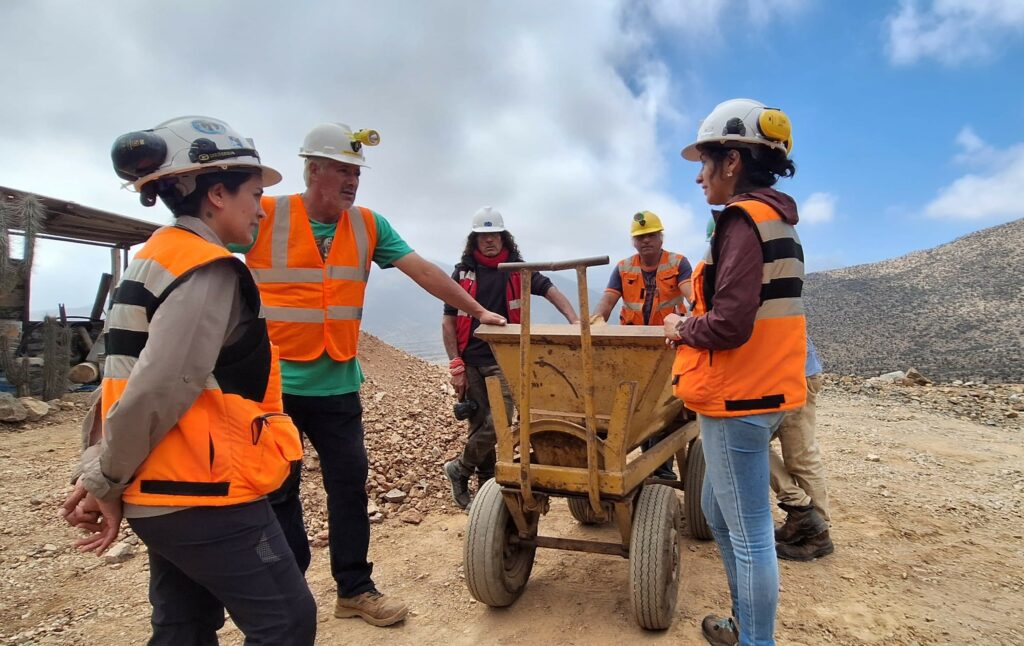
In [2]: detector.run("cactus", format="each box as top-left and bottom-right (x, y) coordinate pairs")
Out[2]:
(0, 193), (46, 294)
(0, 335), (31, 397)
(42, 316), (72, 400)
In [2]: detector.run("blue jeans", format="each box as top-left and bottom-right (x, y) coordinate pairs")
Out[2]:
(700, 412), (785, 646)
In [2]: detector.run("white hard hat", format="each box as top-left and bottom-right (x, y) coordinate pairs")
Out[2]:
(299, 122), (379, 168)
(681, 98), (793, 161)
(471, 206), (505, 233)
(112, 116), (281, 205)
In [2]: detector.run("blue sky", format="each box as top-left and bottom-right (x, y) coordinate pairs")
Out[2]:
(640, 0), (1024, 270)
(1, 0), (1022, 313)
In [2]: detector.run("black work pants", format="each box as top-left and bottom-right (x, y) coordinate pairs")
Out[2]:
(272, 392), (375, 598)
(128, 499), (316, 646)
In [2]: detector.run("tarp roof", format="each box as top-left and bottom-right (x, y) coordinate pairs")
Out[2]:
(1, 185), (158, 248)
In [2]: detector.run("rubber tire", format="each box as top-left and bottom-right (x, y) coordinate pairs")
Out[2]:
(684, 438), (713, 541)
(629, 484), (682, 630)
(567, 497), (613, 525)
(464, 479), (536, 607)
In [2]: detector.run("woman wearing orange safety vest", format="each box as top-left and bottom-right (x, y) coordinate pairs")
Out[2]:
(60, 116), (316, 645)
(664, 99), (806, 646)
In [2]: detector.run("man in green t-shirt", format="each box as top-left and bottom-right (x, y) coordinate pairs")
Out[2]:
(232, 122), (504, 627)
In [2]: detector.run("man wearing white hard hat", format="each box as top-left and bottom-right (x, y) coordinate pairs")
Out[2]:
(232, 123), (506, 627)
(441, 207), (579, 509)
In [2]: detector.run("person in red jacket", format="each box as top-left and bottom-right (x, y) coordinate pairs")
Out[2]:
(666, 99), (806, 646)
(441, 207), (579, 509)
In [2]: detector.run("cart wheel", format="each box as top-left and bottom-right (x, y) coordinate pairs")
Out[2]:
(629, 484), (681, 630)
(464, 479), (536, 607)
(567, 497), (613, 525)
(684, 438), (712, 541)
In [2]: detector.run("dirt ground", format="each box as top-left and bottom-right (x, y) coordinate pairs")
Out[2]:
(1, 386), (1022, 645)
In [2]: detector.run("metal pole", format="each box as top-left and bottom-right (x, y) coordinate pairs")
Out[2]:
(518, 268), (538, 511)
(577, 266), (603, 519)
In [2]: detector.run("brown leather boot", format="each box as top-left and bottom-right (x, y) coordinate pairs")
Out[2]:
(776, 529), (835, 561)
(774, 502), (828, 545)
(334, 590), (409, 626)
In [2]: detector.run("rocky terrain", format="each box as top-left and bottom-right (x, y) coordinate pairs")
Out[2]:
(804, 217), (1024, 383)
(1, 333), (1022, 644)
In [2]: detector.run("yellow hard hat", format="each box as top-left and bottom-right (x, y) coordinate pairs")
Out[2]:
(631, 211), (663, 237)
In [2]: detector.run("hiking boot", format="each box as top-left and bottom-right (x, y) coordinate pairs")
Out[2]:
(701, 614), (739, 646)
(334, 590), (409, 627)
(776, 529), (835, 561)
(653, 466), (678, 481)
(444, 459), (471, 509)
(774, 502), (829, 545)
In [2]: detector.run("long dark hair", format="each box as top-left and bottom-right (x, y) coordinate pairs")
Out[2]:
(697, 144), (796, 194)
(460, 230), (524, 265)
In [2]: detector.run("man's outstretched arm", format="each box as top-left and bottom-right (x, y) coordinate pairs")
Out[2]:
(394, 252), (506, 325)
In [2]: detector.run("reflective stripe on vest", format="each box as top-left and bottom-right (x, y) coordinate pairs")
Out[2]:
(454, 265), (522, 354)
(103, 226), (301, 507)
(672, 200), (806, 416)
(618, 250), (687, 326)
(246, 194), (377, 361)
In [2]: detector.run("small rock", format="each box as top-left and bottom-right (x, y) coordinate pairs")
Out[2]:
(367, 502), (379, 516)
(400, 510), (424, 525)
(0, 392), (28, 423)
(103, 541), (134, 564)
(873, 371), (906, 383)
(866, 454), (881, 462)
(384, 488), (407, 503)
(904, 368), (932, 386)
(18, 398), (51, 422)
(369, 512), (385, 524)
(311, 530), (330, 548)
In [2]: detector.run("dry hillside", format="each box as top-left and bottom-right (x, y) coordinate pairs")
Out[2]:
(804, 217), (1024, 382)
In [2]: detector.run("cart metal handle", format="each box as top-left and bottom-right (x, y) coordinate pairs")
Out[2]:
(497, 256), (609, 272)
(498, 255), (609, 519)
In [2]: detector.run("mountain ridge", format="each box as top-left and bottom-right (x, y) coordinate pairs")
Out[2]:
(804, 217), (1023, 382)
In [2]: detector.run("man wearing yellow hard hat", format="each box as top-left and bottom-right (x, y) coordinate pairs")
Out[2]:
(595, 211), (693, 479)
(594, 211), (693, 327)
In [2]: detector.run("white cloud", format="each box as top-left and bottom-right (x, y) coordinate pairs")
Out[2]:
(0, 0), (816, 313)
(801, 192), (837, 224)
(885, 0), (1024, 66)
(925, 129), (1024, 221)
(640, 0), (809, 35)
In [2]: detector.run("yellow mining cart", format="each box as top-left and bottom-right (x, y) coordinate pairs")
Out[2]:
(462, 257), (710, 630)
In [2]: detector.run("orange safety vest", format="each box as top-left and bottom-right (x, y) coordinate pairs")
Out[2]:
(103, 226), (302, 506)
(246, 195), (379, 362)
(618, 251), (688, 326)
(672, 200), (806, 416)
